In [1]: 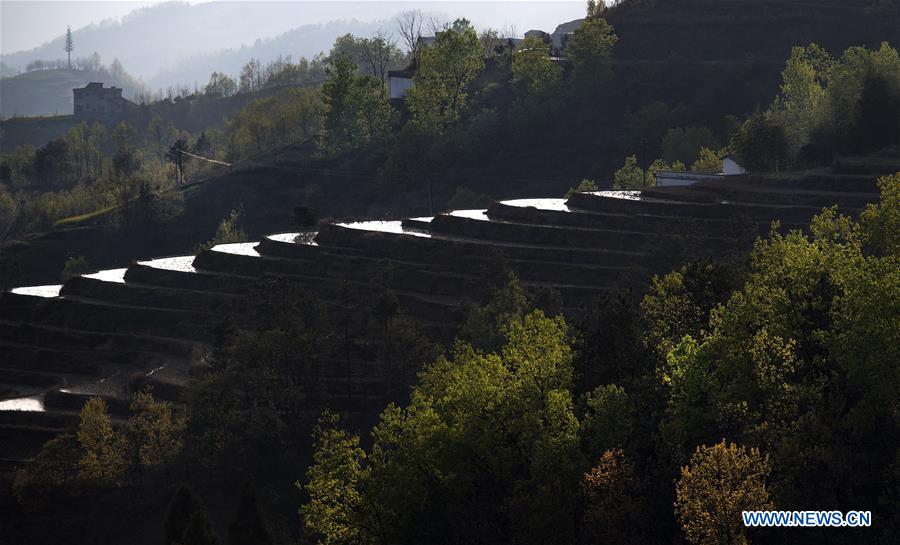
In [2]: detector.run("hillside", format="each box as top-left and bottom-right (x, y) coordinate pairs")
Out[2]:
(0, 68), (139, 118)
(607, 0), (900, 60)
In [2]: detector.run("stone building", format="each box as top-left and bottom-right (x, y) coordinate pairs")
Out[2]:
(72, 82), (134, 117)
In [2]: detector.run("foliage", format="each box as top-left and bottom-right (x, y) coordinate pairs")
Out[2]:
(199, 208), (247, 251)
(648, 158), (685, 185)
(690, 147), (726, 173)
(76, 397), (127, 486)
(662, 126), (720, 166)
(581, 385), (633, 457)
(205, 71), (238, 97)
(579, 449), (643, 545)
(567, 17), (618, 94)
(565, 178), (598, 198)
(768, 44), (832, 158)
(319, 54), (393, 157)
(407, 19), (484, 131)
(660, 175), (900, 519)
(12, 434), (83, 507)
(300, 413), (368, 545)
(458, 272), (529, 353)
(303, 310), (586, 545)
(60, 254), (91, 282)
(127, 389), (184, 470)
(746, 41), (900, 168)
(612, 155), (646, 189)
(228, 87), (321, 159)
(511, 36), (564, 131)
(641, 259), (746, 359)
(675, 441), (772, 545)
(729, 111), (789, 171)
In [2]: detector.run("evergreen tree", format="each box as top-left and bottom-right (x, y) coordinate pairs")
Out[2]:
(64, 26), (74, 69)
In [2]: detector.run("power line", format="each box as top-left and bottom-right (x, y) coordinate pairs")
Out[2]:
(180, 149), (232, 167)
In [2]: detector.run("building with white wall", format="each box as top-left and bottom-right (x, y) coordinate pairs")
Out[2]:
(655, 157), (747, 187)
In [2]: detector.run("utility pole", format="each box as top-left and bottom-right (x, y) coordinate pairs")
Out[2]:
(427, 179), (434, 215)
(640, 139), (647, 188)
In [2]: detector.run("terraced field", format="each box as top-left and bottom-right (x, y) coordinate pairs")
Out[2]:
(0, 174), (881, 481)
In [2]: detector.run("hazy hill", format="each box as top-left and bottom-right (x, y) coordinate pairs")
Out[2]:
(0, 68), (140, 118)
(146, 19), (391, 89)
(1, 1), (586, 91)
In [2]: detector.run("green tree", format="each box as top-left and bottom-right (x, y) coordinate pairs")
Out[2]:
(205, 71), (238, 97)
(821, 42), (900, 153)
(690, 147), (726, 173)
(406, 19), (484, 131)
(228, 87), (320, 159)
(12, 434), (83, 507)
(319, 55), (393, 156)
(76, 397), (127, 486)
(127, 389), (184, 471)
(458, 271), (529, 352)
(658, 176), (900, 521)
(729, 112), (789, 172)
(565, 178), (599, 199)
(581, 385), (633, 457)
(300, 413), (368, 545)
(612, 155), (646, 189)
(199, 208), (247, 251)
(511, 36), (563, 129)
(567, 16), (618, 94)
(303, 310), (585, 545)
(648, 158), (685, 185)
(675, 441), (772, 545)
(768, 44), (832, 159)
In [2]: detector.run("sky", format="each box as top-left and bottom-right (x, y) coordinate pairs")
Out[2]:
(1, 0), (587, 56)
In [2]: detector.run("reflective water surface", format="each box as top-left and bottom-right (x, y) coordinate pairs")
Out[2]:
(336, 221), (432, 238)
(501, 198), (571, 211)
(447, 209), (489, 220)
(83, 268), (127, 283)
(268, 232), (317, 245)
(10, 284), (62, 298)
(211, 242), (260, 257)
(0, 395), (45, 412)
(138, 256), (197, 273)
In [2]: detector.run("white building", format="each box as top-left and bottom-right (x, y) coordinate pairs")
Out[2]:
(655, 157), (747, 187)
(387, 68), (415, 100)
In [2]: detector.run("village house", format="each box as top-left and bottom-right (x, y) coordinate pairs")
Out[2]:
(388, 20), (582, 101)
(72, 82), (135, 117)
(654, 157), (748, 187)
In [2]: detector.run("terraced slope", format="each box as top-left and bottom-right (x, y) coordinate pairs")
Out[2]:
(0, 175), (881, 476)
